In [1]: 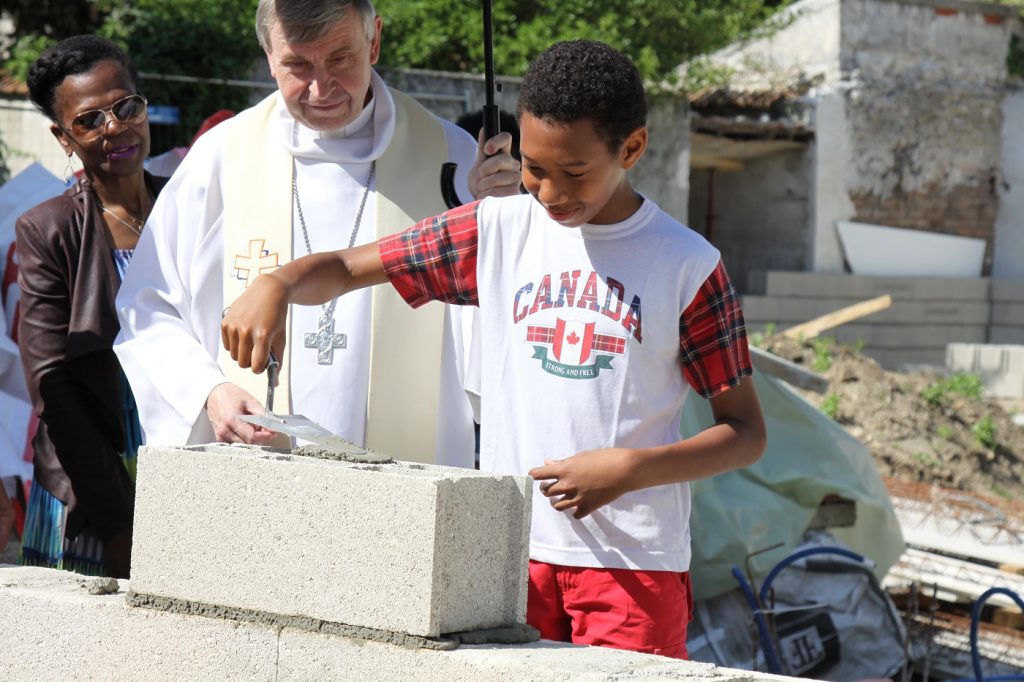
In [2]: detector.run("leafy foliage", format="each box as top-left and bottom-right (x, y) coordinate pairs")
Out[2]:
(96, 0), (262, 151)
(821, 392), (840, 420)
(920, 373), (983, 407)
(374, 0), (792, 87)
(972, 414), (997, 450)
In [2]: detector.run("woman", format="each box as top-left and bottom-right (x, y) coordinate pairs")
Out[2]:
(16, 35), (166, 578)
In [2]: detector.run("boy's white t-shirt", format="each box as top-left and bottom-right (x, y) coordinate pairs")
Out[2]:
(384, 194), (728, 572)
(474, 195), (719, 572)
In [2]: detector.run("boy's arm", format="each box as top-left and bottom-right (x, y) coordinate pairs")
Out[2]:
(221, 242), (387, 372)
(222, 201), (483, 373)
(530, 376), (765, 519)
(531, 259), (766, 519)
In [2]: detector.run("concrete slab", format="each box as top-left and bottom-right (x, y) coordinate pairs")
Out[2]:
(947, 343), (1024, 399)
(0, 566), (795, 682)
(130, 444), (531, 637)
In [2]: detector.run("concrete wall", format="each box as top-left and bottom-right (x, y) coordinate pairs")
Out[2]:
(633, 96), (691, 223)
(841, 0), (1015, 271)
(0, 566), (798, 682)
(993, 88), (1024, 279)
(810, 89), (857, 272)
(689, 149), (813, 293)
(0, 97), (69, 182)
(743, 271), (997, 369)
(700, 0), (843, 90)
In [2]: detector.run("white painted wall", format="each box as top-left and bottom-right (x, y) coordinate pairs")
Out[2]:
(810, 88), (855, 272)
(698, 0), (843, 91)
(993, 88), (1024, 279)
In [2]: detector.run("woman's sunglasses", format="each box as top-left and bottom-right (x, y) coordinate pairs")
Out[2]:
(68, 94), (148, 135)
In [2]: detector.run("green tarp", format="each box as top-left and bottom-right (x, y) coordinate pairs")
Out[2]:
(683, 369), (905, 600)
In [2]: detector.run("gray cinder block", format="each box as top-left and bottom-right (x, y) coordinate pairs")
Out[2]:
(946, 343), (1024, 399)
(130, 444), (531, 637)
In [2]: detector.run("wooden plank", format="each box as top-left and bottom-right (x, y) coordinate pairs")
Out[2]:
(750, 346), (829, 393)
(780, 294), (893, 340)
(689, 154), (743, 172)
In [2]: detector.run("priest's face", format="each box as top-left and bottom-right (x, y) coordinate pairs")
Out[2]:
(265, 7), (382, 131)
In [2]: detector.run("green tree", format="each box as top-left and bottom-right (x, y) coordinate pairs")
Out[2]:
(97, 0), (262, 152)
(375, 0), (791, 87)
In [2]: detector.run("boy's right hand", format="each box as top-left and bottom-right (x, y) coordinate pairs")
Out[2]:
(221, 273), (290, 372)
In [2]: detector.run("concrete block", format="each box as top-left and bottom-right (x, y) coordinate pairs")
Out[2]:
(946, 343), (1024, 399)
(991, 302), (1024, 326)
(763, 271), (990, 301)
(830, 323), (987, 349)
(992, 279), (1024, 302)
(130, 444), (531, 637)
(741, 296), (990, 326)
(0, 566), (789, 682)
(991, 326), (1024, 344)
(0, 566), (279, 680)
(864, 348), (948, 370)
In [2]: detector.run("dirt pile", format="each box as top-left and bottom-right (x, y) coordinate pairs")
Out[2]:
(759, 335), (1024, 501)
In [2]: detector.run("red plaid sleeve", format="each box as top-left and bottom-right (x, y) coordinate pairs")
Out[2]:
(378, 201), (481, 308)
(679, 261), (752, 399)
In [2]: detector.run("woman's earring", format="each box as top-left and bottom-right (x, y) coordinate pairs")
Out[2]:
(63, 153), (75, 185)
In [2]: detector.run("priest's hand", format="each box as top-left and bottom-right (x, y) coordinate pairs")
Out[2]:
(206, 383), (278, 444)
(468, 130), (521, 200)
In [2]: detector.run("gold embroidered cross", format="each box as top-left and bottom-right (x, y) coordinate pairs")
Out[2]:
(234, 239), (279, 288)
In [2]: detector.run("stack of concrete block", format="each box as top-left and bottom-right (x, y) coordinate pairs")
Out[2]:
(742, 272), (1024, 370)
(129, 443), (532, 637)
(947, 343), (1024, 399)
(990, 279), (1024, 344)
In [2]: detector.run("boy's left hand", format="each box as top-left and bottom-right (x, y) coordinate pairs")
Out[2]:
(529, 448), (635, 519)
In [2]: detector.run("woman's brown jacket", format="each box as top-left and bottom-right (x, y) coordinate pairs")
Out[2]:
(14, 173), (166, 540)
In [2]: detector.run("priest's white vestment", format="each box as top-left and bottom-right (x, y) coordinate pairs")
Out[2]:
(114, 72), (478, 466)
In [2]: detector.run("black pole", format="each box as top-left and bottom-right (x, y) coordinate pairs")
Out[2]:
(441, 0), (500, 209)
(482, 0), (499, 141)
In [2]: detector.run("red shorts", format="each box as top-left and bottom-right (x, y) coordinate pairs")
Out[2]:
(526, 559), (693, 659)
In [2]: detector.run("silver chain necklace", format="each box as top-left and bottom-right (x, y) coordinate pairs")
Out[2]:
(292, 157), (375, 365)
(100, 205), (144, 237)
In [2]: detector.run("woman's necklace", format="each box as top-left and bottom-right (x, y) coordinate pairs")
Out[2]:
(100, 205), (145, 237)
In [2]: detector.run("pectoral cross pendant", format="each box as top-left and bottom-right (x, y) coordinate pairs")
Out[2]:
(304, 312), (347, 365)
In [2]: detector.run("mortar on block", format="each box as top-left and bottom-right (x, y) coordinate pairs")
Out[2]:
(128, 443), (532, 640)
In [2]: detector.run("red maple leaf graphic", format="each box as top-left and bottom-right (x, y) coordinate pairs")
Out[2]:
(566, 331), (580, 345)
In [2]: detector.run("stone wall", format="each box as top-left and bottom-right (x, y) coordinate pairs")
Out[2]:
(840, 0), (1016, 272)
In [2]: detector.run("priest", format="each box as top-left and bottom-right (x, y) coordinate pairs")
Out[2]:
(114, 0), (519, 466)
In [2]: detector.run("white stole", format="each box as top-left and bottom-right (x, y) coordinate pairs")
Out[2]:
(219, 90), (449, 462)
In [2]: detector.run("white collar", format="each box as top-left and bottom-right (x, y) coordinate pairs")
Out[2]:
(275, 70), (396, 164)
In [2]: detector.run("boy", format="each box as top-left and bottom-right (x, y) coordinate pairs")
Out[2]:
(222, 40), (766, 659)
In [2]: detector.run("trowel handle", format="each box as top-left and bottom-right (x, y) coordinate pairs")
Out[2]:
(266, 351), (279, 413)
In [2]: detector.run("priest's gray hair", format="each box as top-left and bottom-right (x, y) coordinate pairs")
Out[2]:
(256, 0), (377, 52)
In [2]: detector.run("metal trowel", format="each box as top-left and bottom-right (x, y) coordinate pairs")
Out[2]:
(236, 353), (391, 463)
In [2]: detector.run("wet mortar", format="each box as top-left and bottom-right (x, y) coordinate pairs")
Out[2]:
(126, 591), (538, 649)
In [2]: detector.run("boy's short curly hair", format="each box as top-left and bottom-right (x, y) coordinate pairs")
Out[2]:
(27, 35), (138, 123)
(517, 40), (646, 152)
